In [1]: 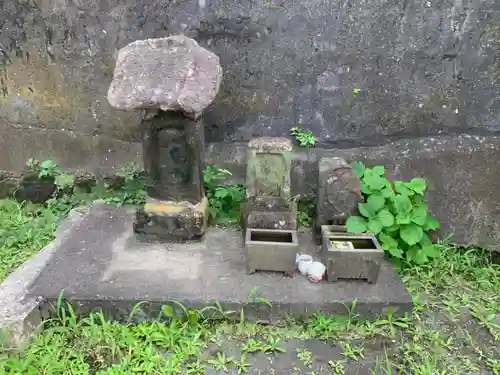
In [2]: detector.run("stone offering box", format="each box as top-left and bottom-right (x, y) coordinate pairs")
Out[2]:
(321, 225), (383, 283)
(244, 228), (299, 275)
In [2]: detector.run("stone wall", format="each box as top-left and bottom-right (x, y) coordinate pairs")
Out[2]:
(1, 0), (500, 250)
(2, 0), (500, 157)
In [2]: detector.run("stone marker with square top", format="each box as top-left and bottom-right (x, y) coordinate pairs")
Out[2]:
(244, 137), (297, 232)
(107, 35), (222, 242)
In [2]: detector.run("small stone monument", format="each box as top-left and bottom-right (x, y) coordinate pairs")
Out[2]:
(315, 157), (363, 242)
(107, 35), (222, 241)
(243, 137), (299, 275)
(243, 137), (297, 231)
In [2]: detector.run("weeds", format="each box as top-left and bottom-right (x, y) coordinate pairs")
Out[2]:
(347, 162), (441, 264)
(0, 245), (498, 374)
(0, 199), (61, 281)
(294, 196), (315, 227)
(290, 126), (317, 148)
(203, 165), (245, 225)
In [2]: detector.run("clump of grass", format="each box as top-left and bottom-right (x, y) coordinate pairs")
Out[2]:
(0, 199), (63, 281)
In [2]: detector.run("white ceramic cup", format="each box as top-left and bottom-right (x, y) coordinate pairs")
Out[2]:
(297, 254), (313, 275)
(308, 261), (326, 282)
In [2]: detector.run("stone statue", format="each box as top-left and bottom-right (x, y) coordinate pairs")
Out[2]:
(107, 35), (222, 242)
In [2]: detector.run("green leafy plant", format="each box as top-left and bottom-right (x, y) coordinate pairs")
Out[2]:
(329, 360), (346, 375)
(264, 336), (286, 353)
(294, 196), (315, 227)
(290, 126), (316, 148)
(204, 165), (245, 225)
(241, 338), (267, 353)
(296, 348), (313, 366)
(206, 352), (234, 371)
(100, 162), (147, 206)
(346, 162), (441, 264)
(27, 158), (75, 193)
(234, 354), (252, 374)
(26, 159), (147, 214)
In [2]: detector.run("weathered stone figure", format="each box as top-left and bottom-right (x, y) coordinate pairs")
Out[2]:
(243, 137), (297, 231)
(107, 35), (222, 241)
(315, 157), (363, 242)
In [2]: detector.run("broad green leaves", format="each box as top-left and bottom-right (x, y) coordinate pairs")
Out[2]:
(351, 161), (365, 178)
(367, 195), (385, 212)
(346, 216), (368, 233)
(347, 163), (441, 265)
(400, 223), (423, 245)
(377, 209), (394, 227)
(393, 195), (412, 214)
(424, 216), (440, 230)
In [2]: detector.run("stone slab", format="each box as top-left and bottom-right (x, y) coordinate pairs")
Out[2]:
(0, 207), (88, 346)
(28, 203), (412, 321)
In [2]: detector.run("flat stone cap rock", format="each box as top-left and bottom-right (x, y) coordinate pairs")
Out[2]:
(107, 35), (222, 118)
(248, 137), (293, 152)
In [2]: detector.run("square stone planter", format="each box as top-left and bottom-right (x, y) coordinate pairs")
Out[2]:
(321, 225), (383, 283)
(245, 228), (299, 275)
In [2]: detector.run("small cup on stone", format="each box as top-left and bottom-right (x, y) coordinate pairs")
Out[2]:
(307, 261), (326, 282)
(297, 254), (313, 275)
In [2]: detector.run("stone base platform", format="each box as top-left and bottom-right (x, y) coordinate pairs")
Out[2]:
(133, 197), (208, 242)
(28, 203), (412, 322)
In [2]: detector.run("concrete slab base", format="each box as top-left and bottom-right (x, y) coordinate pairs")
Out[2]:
(28, 203), (412, 322)
(0, 207), (88, 346)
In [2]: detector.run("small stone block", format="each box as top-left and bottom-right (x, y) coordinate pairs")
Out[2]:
(243, 198), (297, 231)
(134, 197), (208, 242)
(315, 157), (363, 240)
(321, 225), (383, 283)
(245, 228), (299, 274)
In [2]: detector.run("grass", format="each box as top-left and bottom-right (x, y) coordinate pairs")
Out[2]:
(0, 200), (64, 281)
(0, 199), (499, 374)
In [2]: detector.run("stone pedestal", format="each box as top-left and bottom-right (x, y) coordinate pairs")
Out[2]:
(134, 197), (208, 242)
(315, 157), (363, 243)
(106, 35), (222, 243)
(242, 197), (297, 231)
